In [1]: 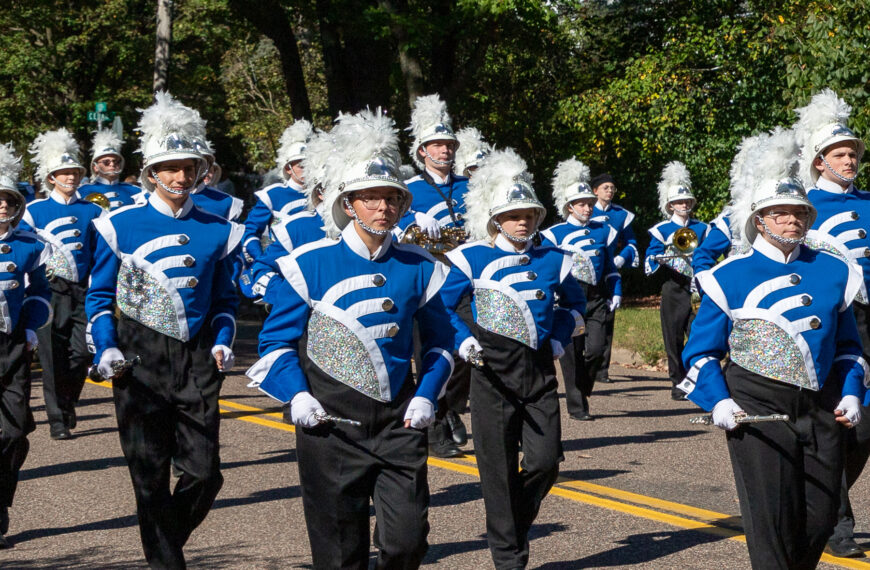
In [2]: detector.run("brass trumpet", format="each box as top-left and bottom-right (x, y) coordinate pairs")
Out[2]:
(672, 227), (698, 253)
(654, 227), (698, 278)
(85, 191), (111, 210)
(402, 225), (467, 255)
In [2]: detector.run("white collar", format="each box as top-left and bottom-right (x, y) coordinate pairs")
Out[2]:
(815, 175), (854, 195)
(93, 176), (119, 186)
(425, 167), (451, 185)
(752, 235), (801, 264)
(341, 222), (393, 260)
(0, 227), (12, 241)
(494, 233), (532, 253)
(287, 178), (304, 192)
(50, 189), (77, 205)
(596, 200), (611, 211)
(149, 192), (194, 219)
(669, 214), (689, 227)
(566, 215), (588, 227)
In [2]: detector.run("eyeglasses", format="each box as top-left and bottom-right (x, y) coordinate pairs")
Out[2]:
(0, 197), (18, 206)
(97, 158), (122, 166)
(353, 193), (403, 210)
(764, 209), (810, 224)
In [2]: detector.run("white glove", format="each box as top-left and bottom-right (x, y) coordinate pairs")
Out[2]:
(404, 396), (435, 429)
(211, 345), (235, 371)
(25, 329), (37, 350)
(414, 212), (441, 239)
(290, 391), (326, 428)
(613, 255), (625, 269)
(836, 395), (862, 427)
(550, 339), (565, 360)
(608, 295), (622, 312)
(459, 337), (483, 363)
(98, 347), (126, 380)
(712, 398), (744, 431)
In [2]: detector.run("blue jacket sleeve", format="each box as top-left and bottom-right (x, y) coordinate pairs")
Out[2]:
(617, 224), (639, 267)
(248, 239), (288, 299)
(248, 277), (312, 403)
(830, 306), (869, 402)
(438, 264), (475, 351)
(603, 248), (621, 298)
(679, 294), (732, 411)
(644, 231), (665, 276)
(242, 198), (272, 259)
(207, 241), (241, 349)
(85, 232), (121, 360)
(413, 284), (457, 404)
(553, 260), (587, 346)
(692, 226), (730, 275)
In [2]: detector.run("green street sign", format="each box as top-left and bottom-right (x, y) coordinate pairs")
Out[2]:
(95, 102), (107, 112)
(87, 111), (114, 122)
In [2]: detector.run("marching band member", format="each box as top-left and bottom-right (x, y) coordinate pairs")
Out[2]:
(86, 92), (242, 568)
(0, 144), (52, 548)
(542, 158), (619, 420)
(246, 109), (455, 569)
(190, 130), (243, 222)
(793, 89), (870, 558)
(77, 129), (143, 210)
(679, 127), (867, 570)
(404, 94), (472, 457)
(644, 162), (709, 400)
(440, 148), (586, 569)
(589, 173), (636, 383)
(22, 129), (103, 440)
(453, 126), (492, 179)
(242, 119), (312, 261)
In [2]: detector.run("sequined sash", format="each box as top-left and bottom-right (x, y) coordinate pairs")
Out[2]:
(116, 257), (187, 341)
(728, 318), (813, 389)
(474, 285), (536, 348)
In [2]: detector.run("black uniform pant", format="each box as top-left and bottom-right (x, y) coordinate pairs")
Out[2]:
(725, 363), (844, 570)
(297, 357), (429, 570)
(830, 302), (870, 543)
(37, 277), (90, 429)
(660, 274), (693, 394)
(471, 327), (563, 569)
(113, 316), (223, 569)
(559, 282), (608, 416)
(0, 323), (35, 509)
(595, 298), (615, 383)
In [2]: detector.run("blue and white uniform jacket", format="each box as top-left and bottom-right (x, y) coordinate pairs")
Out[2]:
(679, 236), (867, 411)
(398, 170), (469, 232)
(19, 190), (104, 283)
(77, 179), (144, 210)
(86, 193), (243, 360)
(242, 180), (308, 259)
(805, 177), (870, 305)
(440, 234), (587, 351)
(691, 210), (740, 275)
(0, 227), (52, 334)
(592, 203), (639, 268)
(246, 224), (456, 405)
(190, 185), (244, 222)
(17, 182), (36, 204)
(644, 216), (710, 278)
(245, 207), (326, 300)
(540, 217), (621, 297)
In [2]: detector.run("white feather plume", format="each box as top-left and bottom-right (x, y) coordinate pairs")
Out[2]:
(552, 157), (592, 219)
(657, 161), (692, 216)
(454, 126), (491, 176)
(399, 164), (417, 181)
(276, 118), (313, 168)
(408, 93), (453, 169)
(0, 143), (22, 188)
(91, 129), (123, 158)
(793, 89), (855, 184)
(29, 128), (82, 183)
(136, 91), (206, 156)
(320, 108), (403, 238)
(299, 127), (333, 200)
(729, 127), (801, 245)
(465, 147), (532, 241)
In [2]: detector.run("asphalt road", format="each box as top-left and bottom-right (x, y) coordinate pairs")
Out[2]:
(3, 328), (870, 569)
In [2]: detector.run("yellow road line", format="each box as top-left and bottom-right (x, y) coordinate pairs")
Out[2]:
(83, 381), (870, 568)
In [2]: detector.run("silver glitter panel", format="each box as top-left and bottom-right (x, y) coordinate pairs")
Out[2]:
(729, 318), (811, 389)
(661, 245), (693, 278)
(571, 252), (597, 285)
(307, 310), (384, 401)
(804, 237), (867, 304)
(116, 263), (182, 340)
(475, 288), (531, 346)
(45, 249), (75, 281)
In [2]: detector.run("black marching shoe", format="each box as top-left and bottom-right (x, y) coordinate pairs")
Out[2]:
(570, 411), (594, 421)
(445, 410), (468, 446)
(63, 409), (77, 430)
(49, 423), (72, 440)
(0, 507), (10, 549)
(825, 537), (865, 558)
(428, 421), (463, 458)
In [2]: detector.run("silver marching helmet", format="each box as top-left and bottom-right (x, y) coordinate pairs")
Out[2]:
(136, 91), (209, 194)
(793, 89), (865, 185)
(552, 157), (594, 220)
(91, 129), (125, 176)
(454, 126), (492, 177)
(276, 119), (313, 181)
(29, 128), (86, 190)
(0, 143), (25, 226)
(408, 94), (458, 170)
(657, 161), (695, 216)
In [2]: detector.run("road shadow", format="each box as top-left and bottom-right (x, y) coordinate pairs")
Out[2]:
(557, 468), (631, 482)
(535, 527), (733, 568)
(591, 407), (701, 420)
(563, 430), (703, 453)
(1, 542), (254, 568)
(222, 448), (297, 469)
(425, 522), (568, 564)
(20, 456), (129, 481)
(429, 481), (481, 508)
(212, 485), (301, 510)
(9, 513), (139, 544)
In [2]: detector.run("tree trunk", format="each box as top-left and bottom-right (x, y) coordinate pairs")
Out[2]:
(227, 0), (312, 119)
(379, 0), (424, 109)
(153, 0), (172, 93)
